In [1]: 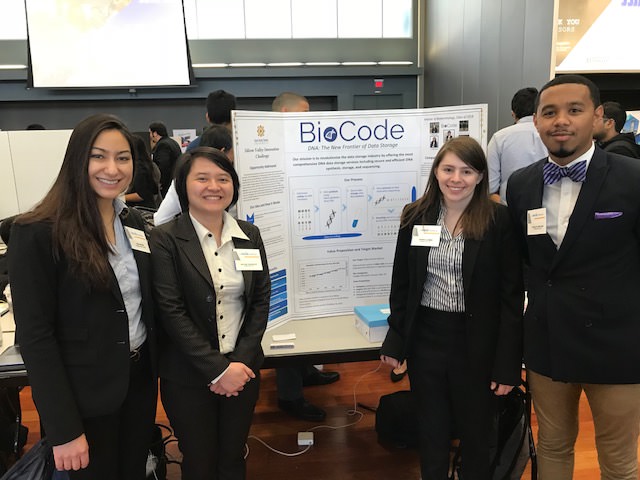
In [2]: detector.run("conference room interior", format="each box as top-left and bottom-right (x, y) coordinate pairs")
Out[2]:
(1, 1), (640, 478)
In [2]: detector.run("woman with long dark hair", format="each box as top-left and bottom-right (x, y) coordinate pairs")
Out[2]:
(380, 136), (523, 479)
(150, 147), (270, 479)
(9, 114), (157, 479)
(125, 135), (161, 209)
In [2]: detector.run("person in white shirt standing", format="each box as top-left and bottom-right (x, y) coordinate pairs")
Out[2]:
(487, 87), (547, 204)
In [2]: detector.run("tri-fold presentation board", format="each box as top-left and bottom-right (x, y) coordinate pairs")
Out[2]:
(232, 105), (488, 329)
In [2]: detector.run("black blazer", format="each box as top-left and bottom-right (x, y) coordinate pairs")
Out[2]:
(8, 208), (157, 446)
(152, 137), (182, 198)
(507, 148), (640, 384)
(149, 214), (271, 387)
(381, 202), (524, 386)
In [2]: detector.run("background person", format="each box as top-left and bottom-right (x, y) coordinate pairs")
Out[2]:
(270, 92), (341, 422)
(487, 87), (547, 204)
(592, 100), (640, 158)
(381, 136), (523, 480)
(186, 89), (236, 151)
(125, 134), (161, 209)
(149, 121), (181, 198)
(150, 147), (270, 479)
(8, 114), (157, 479)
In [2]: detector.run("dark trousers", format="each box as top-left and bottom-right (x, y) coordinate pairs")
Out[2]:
(161, 371), (261, 480)
(68, 343), (157, 480)
(276, 365), (318, 400)
(408, 307), (491, 480)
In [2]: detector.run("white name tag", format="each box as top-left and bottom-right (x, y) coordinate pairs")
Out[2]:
(527, 208), (547, 236)
(124, 227), (150, 253)
(410, 225), (442, 247)
(233, 248), (263, 271)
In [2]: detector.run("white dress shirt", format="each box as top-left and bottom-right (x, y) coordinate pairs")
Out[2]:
(190, 211), (249, 384)
(487, 116), (548, 203)
(542, 143), (595, 248)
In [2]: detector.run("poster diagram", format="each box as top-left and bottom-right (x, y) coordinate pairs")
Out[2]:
(233, 105), (487, 328)
(291, 174), (415, 242)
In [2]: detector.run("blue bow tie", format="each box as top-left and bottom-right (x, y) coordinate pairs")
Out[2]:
(542, 160), (587, 185)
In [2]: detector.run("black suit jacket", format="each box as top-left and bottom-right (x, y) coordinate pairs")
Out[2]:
(9, 208), (157, 446)
(149, 214), (271, 387)
(152, 136), (182, 198)
(507, 148), (640, 383)
(380, 202), (524, 386)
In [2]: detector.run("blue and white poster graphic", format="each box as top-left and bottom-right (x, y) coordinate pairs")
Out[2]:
(233, 106), (487, 329)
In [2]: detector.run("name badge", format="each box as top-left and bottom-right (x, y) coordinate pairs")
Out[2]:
(233, 248), (263, 271)
(527, 208), (547, 236)
(410, 225), (441, 247)
(124, 227), (150, 253)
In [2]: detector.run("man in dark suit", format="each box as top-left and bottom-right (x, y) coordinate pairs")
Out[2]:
(149, 121), (182, 198)
(507, 75), (640, 480)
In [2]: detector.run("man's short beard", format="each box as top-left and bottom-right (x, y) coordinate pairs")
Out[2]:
(550, 147), (576, 158)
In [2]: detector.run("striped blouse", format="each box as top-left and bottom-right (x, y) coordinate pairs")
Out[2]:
(420, 207), (465, 312)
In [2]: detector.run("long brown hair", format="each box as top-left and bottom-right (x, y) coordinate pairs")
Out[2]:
(401, 136), (494, 240)
(17, 114), (136, 288)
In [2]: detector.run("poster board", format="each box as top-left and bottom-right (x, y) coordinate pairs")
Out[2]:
(0, 130), (71, 220)
(232, 105), (488, 329)
(0, 133), (19, 221)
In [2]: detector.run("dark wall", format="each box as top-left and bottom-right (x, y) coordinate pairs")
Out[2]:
(582, 74), (640, 111)
(0, 75), (419, 131)
(0, 96), (335, 133)
(423, 0), (555, 139)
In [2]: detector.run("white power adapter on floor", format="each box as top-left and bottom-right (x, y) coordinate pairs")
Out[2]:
(297, 432), (314, 446)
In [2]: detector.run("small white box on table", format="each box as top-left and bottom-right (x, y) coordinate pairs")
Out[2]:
(354, 304), (390, 342)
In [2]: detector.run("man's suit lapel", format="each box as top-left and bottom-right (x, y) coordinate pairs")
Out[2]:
(175, 215), (214, 289)
(522, 160), (558, 255)
(553, 148), (608, 269)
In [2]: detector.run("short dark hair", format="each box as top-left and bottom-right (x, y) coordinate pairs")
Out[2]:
(511, 87), (538, 119)
(602, 101), (627, 133)
(535, 75), (601, 112)
(149, 121), (168, 137)
(26, 123), (45, 130)
(206, 90), (236, 125)
(200, 125), (233, 151)
(174, 147), (239, 213)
